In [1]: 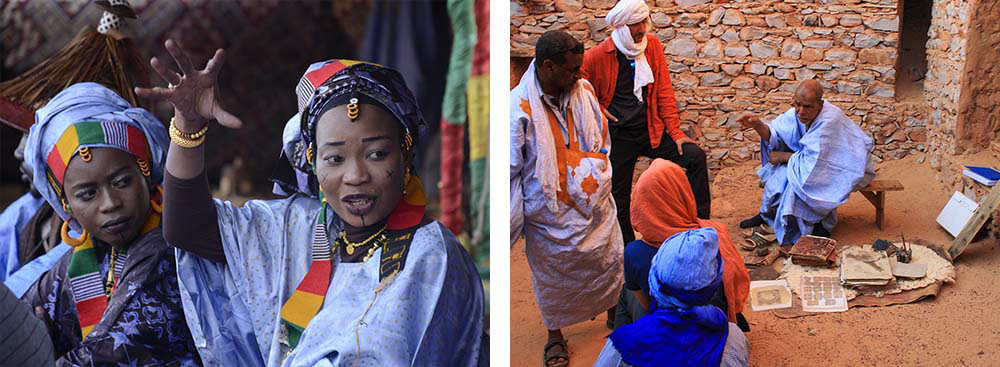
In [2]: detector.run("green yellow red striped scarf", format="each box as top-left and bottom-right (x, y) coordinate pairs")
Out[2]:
(67, 197), (161, 339)
(280, 174), (426, 348)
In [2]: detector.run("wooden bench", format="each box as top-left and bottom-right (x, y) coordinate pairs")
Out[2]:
(855, 179), (904, 230)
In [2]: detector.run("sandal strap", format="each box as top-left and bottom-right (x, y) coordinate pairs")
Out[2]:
(544, 339), (567, 352)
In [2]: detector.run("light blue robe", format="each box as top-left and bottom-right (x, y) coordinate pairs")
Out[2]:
(175, 195), (485, 367)
(757, 101), (874, 245)
(0, 193), (71, 298)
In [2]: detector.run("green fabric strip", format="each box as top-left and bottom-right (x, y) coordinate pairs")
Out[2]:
(74, 121), (105, 146)
(442, 0), (475, 124)
(287, 323), (304, 348)
(67, 247), (97, 278)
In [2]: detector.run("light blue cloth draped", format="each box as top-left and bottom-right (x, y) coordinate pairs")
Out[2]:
(757, 100), (874, 245)
(175, 195), (485, 367)
(5, 244), (71, 299)
(0, 193), (72, 298)
(0, 193), (44, 282)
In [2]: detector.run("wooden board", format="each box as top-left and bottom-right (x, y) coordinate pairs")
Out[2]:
(859, 179), (904, 192)
(948, 184), (1000, 260)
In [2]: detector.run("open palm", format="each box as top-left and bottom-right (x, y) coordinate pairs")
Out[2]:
(135, 39), (242, 130)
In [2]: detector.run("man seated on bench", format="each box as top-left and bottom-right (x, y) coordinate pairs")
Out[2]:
(736, 79), (874, 245)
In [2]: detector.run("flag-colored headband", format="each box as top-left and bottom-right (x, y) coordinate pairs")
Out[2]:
(44, 119), (151, 198)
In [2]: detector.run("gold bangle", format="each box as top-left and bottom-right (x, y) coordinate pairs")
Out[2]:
(169, 118), (207, 148)
(169, 117), (209, 139)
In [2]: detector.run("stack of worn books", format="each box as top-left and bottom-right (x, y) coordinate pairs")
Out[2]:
(839, 251), (894, 288)
(788, 235), (839, 267)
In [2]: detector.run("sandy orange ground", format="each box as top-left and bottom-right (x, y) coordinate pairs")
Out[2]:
(511, 156), (1000, 366)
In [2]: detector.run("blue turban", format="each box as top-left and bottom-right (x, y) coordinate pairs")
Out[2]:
(609, 228), (730, 367)
(24, 83), (168, 231)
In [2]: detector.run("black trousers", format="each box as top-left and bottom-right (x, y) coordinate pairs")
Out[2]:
(610, 128), (711, 244)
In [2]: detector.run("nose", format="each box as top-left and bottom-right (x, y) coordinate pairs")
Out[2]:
(341, 159), (371, 186)
(98, 188), (123, 213)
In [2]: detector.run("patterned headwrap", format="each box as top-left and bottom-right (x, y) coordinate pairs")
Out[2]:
(271, 60), (428, 197)
(24, 82), (168, 232)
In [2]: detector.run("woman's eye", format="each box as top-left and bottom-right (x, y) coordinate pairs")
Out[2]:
(367, 150), (388, 160)
(75, 190), (95, 201)
(324, 155), (344, 165)
(112, 176), (131, 188)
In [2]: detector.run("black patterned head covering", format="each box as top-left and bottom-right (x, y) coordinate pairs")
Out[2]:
(271, 60), (428, 197)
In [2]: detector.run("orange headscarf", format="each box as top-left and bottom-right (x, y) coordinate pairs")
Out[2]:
(630, 159), (750, 320)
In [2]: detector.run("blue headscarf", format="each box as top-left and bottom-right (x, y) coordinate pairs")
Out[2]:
(609, 228), (730, 367)
(24, 82), (168, 232)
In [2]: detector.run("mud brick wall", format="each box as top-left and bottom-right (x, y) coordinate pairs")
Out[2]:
(511, 0), (969, 172)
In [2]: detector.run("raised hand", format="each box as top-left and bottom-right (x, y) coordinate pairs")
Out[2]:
(737, 113), (770, 142)
(135, 39), (242, 131)
(736, 114), (762, 130)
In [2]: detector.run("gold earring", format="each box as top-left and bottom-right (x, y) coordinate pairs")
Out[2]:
(137, 158), (151, 177)
(402, 168), (411, 196)
(403, 132), (413, 152)
(347, 98), (360, 121)
(78, 147), (92, 162)
(61, 198), (71, 214)
(149, 186), (163, 214)
(61, 220), (89, 247)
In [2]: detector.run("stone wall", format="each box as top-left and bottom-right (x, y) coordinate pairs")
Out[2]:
(511, 0), (969, 172)
(923, 0), (969, 164)
(954, 0), (1000, 154)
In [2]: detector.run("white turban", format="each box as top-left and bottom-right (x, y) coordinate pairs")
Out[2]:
(606, 0), (654, 102)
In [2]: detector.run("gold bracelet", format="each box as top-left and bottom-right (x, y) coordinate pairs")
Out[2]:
(169, 118), (207, 148)
(169, 117), (209, 139)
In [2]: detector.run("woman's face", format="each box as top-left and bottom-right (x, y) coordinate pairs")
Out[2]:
(62, 147), (151, 248)
(314, 103), (409, 228)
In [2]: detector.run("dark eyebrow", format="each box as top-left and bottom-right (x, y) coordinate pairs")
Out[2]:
(68, 165), (131, 192)
(320, 136), (391, 148)
(107, 165), (131, 179)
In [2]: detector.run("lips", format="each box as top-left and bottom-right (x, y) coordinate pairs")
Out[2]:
(101, 216), (133, 235)
(341, 194), (377, 216)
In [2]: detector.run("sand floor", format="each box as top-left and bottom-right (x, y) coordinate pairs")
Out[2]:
(511, 156), (1000, 367)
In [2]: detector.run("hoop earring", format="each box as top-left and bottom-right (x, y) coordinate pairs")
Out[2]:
(149, 186), (163, 214)
(61, 220), (89, 247)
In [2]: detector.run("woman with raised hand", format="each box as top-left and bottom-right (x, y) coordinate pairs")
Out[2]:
(22, 82), (202, 366)
(137, 41), (486, 366)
